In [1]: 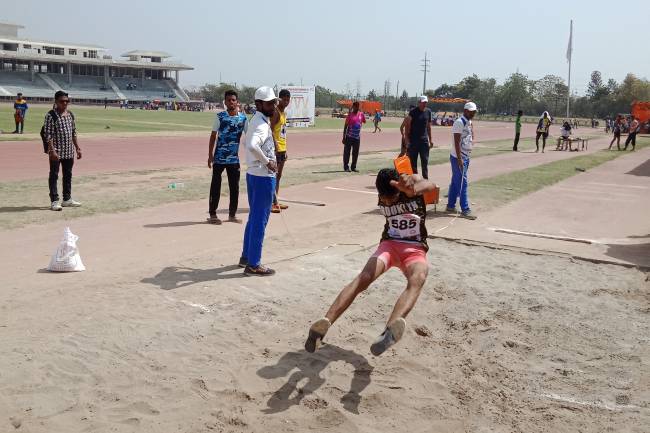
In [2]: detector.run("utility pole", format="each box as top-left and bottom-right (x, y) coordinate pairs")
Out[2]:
(395, 80), (400, 113)
(420, 51), (430, 96)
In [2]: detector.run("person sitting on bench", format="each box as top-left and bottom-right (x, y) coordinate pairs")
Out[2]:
(559, 121), (573, 151)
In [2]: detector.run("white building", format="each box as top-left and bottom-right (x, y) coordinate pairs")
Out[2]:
(0, 22), (192, 102)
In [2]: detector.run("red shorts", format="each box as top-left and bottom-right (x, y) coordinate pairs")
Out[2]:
(372, 240), (427, 274)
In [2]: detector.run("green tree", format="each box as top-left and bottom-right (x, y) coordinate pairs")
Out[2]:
(495, 73), (533, 114)
(587, 71), (606, 99)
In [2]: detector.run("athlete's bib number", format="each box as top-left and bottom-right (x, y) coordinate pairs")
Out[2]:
(387, 214), (421, 240)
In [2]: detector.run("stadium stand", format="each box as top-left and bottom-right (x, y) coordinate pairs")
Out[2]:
(0, 22), (192, 103)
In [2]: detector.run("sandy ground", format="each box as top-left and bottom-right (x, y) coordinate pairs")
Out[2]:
(0, 210), (647, 433)
(1, 127), (648, 432)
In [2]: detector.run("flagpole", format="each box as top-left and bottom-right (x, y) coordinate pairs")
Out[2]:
(566, 20), (573, 118)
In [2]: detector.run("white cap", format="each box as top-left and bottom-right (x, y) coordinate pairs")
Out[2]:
(419, 95), (428, 103)
(254, 86), (276, 102)
(464, 101), (477, 111)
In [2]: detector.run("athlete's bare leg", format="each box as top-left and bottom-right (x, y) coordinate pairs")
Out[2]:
(305, 257), (386, 353)
(385, 261), (428, 325)
(325, 257), (386, 324)
(370, 261), (428, 355)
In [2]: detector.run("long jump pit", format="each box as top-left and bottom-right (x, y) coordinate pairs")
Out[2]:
(1, 186), (648, 433)
(0, 127), (647, 433)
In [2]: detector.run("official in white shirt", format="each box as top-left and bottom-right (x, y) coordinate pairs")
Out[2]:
(446, 101), (477, 219)
(240, 86), (278, 276)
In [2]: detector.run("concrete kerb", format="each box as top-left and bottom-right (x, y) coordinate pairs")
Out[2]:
(429, 235), (650, 272)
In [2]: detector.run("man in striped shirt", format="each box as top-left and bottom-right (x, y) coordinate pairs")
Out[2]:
(45, 91), (82, 211)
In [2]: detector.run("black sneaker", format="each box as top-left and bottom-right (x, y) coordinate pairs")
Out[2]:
(344, 168), (351, 172)
(351, 168), (359, 172)
(244, 265), (275, 276)
(238, 257), (248, 268)
(305, 318), (331, 353)
(460, 210), (477, 220)
(370, 318), (406, 356)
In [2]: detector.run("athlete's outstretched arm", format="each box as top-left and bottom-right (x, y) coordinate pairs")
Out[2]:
(390, 174), (437, 197)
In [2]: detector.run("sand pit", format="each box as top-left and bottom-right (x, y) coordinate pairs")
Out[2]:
(1, 208), (648, 432)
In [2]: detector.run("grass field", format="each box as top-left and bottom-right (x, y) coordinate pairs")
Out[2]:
(0, 104), (401, 138)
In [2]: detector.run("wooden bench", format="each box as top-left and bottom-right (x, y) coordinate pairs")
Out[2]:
(556, 137), (589, 151)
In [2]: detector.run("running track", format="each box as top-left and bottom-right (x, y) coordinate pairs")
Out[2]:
(0, 122), (556, 181)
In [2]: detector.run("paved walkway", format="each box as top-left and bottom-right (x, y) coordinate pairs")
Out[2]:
(429, 147), (650, 268)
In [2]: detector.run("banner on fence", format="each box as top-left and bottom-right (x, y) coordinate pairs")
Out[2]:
(280, 86), (315, 127)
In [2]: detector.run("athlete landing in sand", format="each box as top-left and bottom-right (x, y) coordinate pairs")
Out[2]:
(305, 168), (437, 356)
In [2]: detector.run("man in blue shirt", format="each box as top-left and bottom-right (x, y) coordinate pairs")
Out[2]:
(13, 93), (28, 134)
(373, 110), (382, 133)
(207, 90), (248, 224)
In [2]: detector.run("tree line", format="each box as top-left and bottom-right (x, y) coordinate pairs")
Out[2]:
(185, 71), (649, 118)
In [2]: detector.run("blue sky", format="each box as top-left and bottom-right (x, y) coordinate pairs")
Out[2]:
(5, 0), (649, 96)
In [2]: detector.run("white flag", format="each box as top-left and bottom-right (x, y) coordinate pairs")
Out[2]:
(566, 20), (573, 63)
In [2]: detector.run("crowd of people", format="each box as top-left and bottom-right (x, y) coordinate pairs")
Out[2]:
(509, 110), (643, 152)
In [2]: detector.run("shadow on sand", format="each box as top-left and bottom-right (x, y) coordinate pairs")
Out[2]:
(605, 235), (650, 268)
(257, 345), (373, 415)
(141, 264), (246, 290)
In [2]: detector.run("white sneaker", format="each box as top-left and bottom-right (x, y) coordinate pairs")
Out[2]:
(61, 199), (82, 207)
(51, 201), (62, 211)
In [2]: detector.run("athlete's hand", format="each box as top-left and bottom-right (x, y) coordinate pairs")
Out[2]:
(76, 148), (82, 160)
(208, 156), (213, 169)
(456, 158), (464, 172)
(49, 150), (60, 162)
(390, 174), (417, 197)
(267, 160), (278, 173)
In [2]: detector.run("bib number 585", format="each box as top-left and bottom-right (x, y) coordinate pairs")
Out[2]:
(391, 219), (417, 230)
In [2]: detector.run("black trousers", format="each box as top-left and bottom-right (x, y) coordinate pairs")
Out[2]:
(49, 158), (74, 202)
(209, 163), (240, 217)
(624, 132), (637, 149)
(535, 132), (547, 151)
(408, 141), (430, 179)
(513, 132), (520, 151)
(343, 137), (360, 170)
(14, 120), (24, 133)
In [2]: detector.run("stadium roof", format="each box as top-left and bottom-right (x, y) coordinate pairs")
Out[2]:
(0, 50), (193, 70)
(0, 35), (105, 50)
(122, 50), (172, 58)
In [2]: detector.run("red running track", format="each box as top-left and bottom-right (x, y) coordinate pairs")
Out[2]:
(0, 121), (542, 181)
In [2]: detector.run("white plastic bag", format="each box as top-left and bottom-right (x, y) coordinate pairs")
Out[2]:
(47, 227), (85, 272)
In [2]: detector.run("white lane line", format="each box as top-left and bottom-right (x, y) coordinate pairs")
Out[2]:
(325, 186), (376, 195)
(587, 182), (649, 190)
(489, 227), (596, 244)
(538, 393), (644, 412)
(165, 295), (211, 312)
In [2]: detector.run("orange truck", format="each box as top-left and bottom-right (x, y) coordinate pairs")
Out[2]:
(336, 100), (383, 115)
(631, 101), (650, 133)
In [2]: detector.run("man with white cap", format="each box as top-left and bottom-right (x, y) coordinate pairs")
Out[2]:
(446, 101), (477, 220)
(403, 96), (434, 178)
(239, 86), (278, 276)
